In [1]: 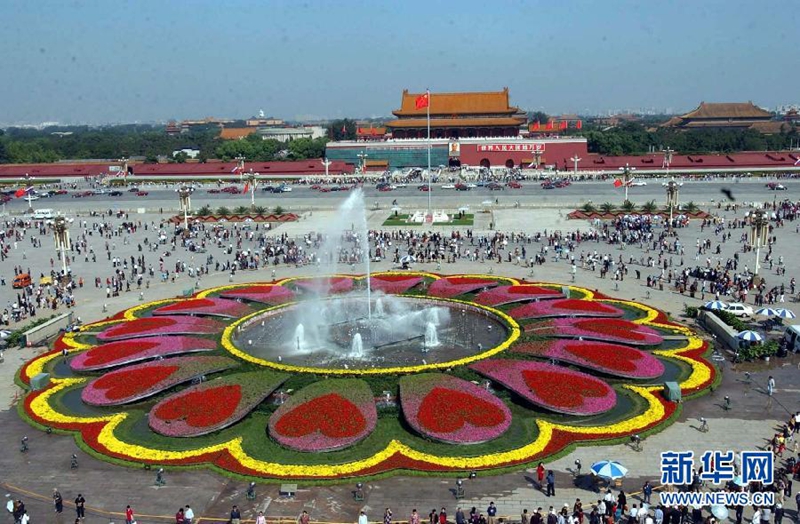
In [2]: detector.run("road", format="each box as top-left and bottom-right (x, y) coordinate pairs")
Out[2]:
(2, 179), (792, 214)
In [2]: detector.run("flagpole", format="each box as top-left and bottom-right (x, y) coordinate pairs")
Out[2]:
(427, 89), (431, 218)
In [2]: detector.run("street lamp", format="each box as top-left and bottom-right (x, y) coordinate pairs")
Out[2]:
(244, 170), (259, 208)
(747, 208), (769, 276)
(663, 178), (682, 232)
(53, 215), (71, 279)
(176, 185), (194, 230)
(661, 147), (674, 175)
(234, 155), (246, 180)
(570, 155), (582, 176)
(357, 151), (368, 175)
(619, 163), (636, 203)
(321, 157), (332, 180)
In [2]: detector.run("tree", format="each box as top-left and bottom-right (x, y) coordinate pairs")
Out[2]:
(580, 202), (596, 213)
(529, 111), (549, 126)
(599, 202), (616, 214)
(0, 140), (8, 164)
(234, 205), (249, 214)
(197, 205), (212, 217)
(640, 200), (658, 214)
(216, 206), (230, 216)
(253, 205), (267, 214)
(682, 201), (699, 213)
(274, 205), (284, 215)
(621, 200), (636, 212)
(172, 151), (189, 163)
(326, 119), (357, 141)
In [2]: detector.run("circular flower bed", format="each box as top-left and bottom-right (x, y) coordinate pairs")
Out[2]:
(18, 272), (715, 482)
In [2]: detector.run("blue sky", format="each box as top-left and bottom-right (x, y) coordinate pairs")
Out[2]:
(0, 0), (796, 124)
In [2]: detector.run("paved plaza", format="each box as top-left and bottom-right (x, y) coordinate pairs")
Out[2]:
(1, 179), (798, 524)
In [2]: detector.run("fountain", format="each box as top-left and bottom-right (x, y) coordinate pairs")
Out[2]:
(351, 333), (364, 358)
(424, 322), (439, 348)
(294, 324), (305, 352)
(374, 298), (385, 317)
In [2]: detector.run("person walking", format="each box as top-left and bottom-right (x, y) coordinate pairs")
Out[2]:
(230, 505), (241, 524)
(53, 489), (63, 514)
(642, 481), (653, 505)
(537, 462), (546, 489)
(256, 512), (267, 524)
(359, 511), (369, 524)
(384, 509), (393, 524)
(773, 504), (783, 524)
(455, 509), (464, 524)
(767, 376), (776, 396)
(184, 505), (194, 524)
(412, 510), (422, 524)
(125, 505), (134, 524)
(546, 470), (556, 497)
(522, 509), (530, 524)
(74, 494), (85, 520)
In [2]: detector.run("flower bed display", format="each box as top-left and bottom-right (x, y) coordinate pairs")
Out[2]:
(19, 273), (715, 482)
(168, 213), (300, 224)
(149, 371), (286, 437)
(474, 285), (563, 306)
(96, 316), (225, 342)
(367, 274), (423, 294)
(427, 276), (499, 298)
(400, 374), (511, 444)
(219, 285), (295, 305)
(512, 340), (664, 379)
(528, 317), (664, 345)
(470, 359), (617, 415)
(80, 356), (237, 406)
(152, 297), (252, 318)
(70, 336), (218, 371)
(510, 299), (624, 320)
(268, 379), (377, 452)
(292, 277), (354, 294)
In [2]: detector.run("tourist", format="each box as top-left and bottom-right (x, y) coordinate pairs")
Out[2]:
(767, 376), (775, 396)
(230, 505), (241, 524)
(642, 481), (653, 505)
(487, 503), (497, 524)
(75, 494), (85, 520)
(412, 509), (421, 524)
(430, 509), (439, 524)
(176, 508), (185, 524)
(522, 509), (530, 524)
(359, 511), (369, 524)
(547, 507), (557, 524)
(440, 508), (447, 524)
(53, 488), (63, 513)
(654, 506), (664, 524)
(773, 504), (783, 524)
(384, 508), (392, 524)
(455, 508), (464, 524)
(256, 512), (267, 524)
(537, 462), (546, 488)
(546, 470), (556, 497)
(300, 510), (310, 524)
(185, 505), (194, 524)
(532, 508), (543, 524)
(125, 505), (134, 524)
(589, 506), (600, 524)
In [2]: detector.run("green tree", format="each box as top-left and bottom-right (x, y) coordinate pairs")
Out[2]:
(326, 119), (357, 141)
(599, 202), (616, 214)
(682, 201), (699, 213)
(216, 206), (230, 216)
(529, 111), (549, 126)
(640, 200), (658, 214)
(274, 205), (284, 215)
(621, 200), (636, 212)
(580, 202), (596, 213)
(253, 205), (267, 214)
(234, 205), (249, 214)
(172, 151), (189, 163)
(197, 205), (212, 217)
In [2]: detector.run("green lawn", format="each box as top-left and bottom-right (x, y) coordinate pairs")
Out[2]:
(382, 213), (474, 227)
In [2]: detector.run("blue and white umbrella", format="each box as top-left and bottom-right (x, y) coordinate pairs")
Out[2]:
(755, 307), (779, 317)
(704, 301), (727, 310)
(590, 460), (628, 480)
(732, 475), (748, 487)
(737, 330), (763, 342)
(774, 308), (796, 319)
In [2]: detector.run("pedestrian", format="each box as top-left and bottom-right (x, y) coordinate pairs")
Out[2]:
(734, 505), (743, 524)
(430, 509), (439, 524)
(547, 507), (558, 524)
(184, 505), (194, 524)
(53, 488), (63, 513)
(440, 508), (447, 524)
(546, 470), (556, 497)
(774, 504), (783, 524)
(642, 481), (653, 505)
(75, 494), (85, 520)
(384, 509), (392, 524)
(537, 462), (546, 488)
(759, 505), (771, 524)
(300, 510), (310, 524)
(412, 510), (422, 524)
(176, 508), (185, 524)
(487, 503), (497, 524)
(522, 509), (530, 524)
(767, 376), (775, 396)
(532, 508), (543, 524)
(125, 505), (134, 524)
(655, 506), (664, 524)
(359, 511), (369, 524)
(230, 505), (241, 524)
(455, 508), (464, 524)
(256, 512), (267, 524)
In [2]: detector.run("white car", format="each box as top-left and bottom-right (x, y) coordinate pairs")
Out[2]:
(466, 183), (477, 188)
(726, 303), (753, 317)
(441, 184), (455, 189)
(394, 183), (407, 188)
(630, 181), (647, 187)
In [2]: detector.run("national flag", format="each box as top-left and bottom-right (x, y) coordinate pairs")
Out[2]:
(231, 165), (243, 175)
(613, 179), (623, 188)
(560, 121), (568, 130)
(415, 92), (430, 110)
(545, 121), (554, 130)
(576, 120), (583, 130)
(15, 186), (33, 198)
(243, 182), (250, 194)
(532, 121), (540, 131)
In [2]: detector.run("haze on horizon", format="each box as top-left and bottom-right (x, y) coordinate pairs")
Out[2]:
(0, 0), (796, 125)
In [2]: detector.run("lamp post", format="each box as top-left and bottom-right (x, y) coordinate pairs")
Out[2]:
(570, 155), (581, 176)
(176, 185), (194, 230)
(357, 151), (368, 176)
(234, 155), (246, 180)
(661, 146), (674, 175)
(244, 170), (259, 208)
(53, 215), (71, 279)
(619, 163), (636, 203)
(747, 208), (769, 276)
(663, 178), (682, 232)
(321, 157), (331, 180)
(119, 157), (129, 182)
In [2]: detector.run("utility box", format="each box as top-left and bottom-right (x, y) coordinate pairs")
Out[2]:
(663, 381), (681, 402)
(31, 373), (50, 391)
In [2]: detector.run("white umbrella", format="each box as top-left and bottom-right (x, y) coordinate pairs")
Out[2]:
(732, 475), (748, 487)
(775, 308), (796, 319)
(590, 460), (628, 480)
(458, 206), (470, 212)
(737, 330), (763, 342)
(755, 307), (778, 317)
(704, 301), (728, 310)
(711, 506), (729, 520)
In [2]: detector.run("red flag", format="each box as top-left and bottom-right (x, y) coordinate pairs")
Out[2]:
(576, 120), (583, 130)
(341, 125), (347, 134)
(243, 183), (250, 194)
(560, 121), (568, 130)
(415, 92), (429, 110)
(545, 121), (554, 130)
(532, 121), (540, 131)
(14, 188), (25, 198)
(613, 179), (623, 188)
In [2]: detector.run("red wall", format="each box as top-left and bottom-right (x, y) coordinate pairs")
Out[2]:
(459, 141), (589, 169)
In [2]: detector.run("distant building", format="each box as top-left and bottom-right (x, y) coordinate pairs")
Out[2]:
(257, 126), (326, 142)
(219, 127), (258, 140)
(385, 88), (527, 139)
(661, 102), (777, 132)
(246, 117), (285, 127)
(356, 126), (387, 141)
(172, 148), (200, 159)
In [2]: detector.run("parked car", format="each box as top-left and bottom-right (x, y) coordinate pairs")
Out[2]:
(109, 190), (123, 196)
(487, 183), (504, 190)
(726, 303), (753, 317)
(507, 181), (522, 189)
(418, 184), (430, 192)
(766, 182), (787, 191)
(136, 191), (149, 196)
(455, 183), (470, 191)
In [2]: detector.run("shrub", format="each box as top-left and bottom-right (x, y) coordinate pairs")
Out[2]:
(234, 206), (249, 215)
(621, 200), (636, 212)
(640, 200), (658, 214)
(253, 205), (267, 214)
(714, 310), (747, 332)
(216, 206), (230, 216)
(599, 202), (615, 214)
(683, 305), (698, 318)
(274, 205), (284, 215)
(196, 205), (212, 217)
(581, 202), (596, 213)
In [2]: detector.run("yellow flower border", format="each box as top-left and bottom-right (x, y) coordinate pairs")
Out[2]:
(20, 275), (713, 479)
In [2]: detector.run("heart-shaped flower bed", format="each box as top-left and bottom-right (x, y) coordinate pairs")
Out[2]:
(470, 359), (616, 415)
(512, 340), (665, 379)
(152, 297), (252, 318)
(268, 379), (377, 452)
(96, 316), (224, 342)
(474, 285), (563, 306)
(219, 285), (295, 305)
(427, 277), (498, 298)
(367, 275), (423, 294)
(149, 371), (286, 437)
(292, 277), (354, 294)
(81, 356), (238, 406)
(400, 374), (511, 444)
(70, 336), (217, 371)
(527, 318), (664, 346)
(509, 299), (624, 320)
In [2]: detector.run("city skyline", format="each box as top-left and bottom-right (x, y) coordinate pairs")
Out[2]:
(1, 0), (797, 125)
